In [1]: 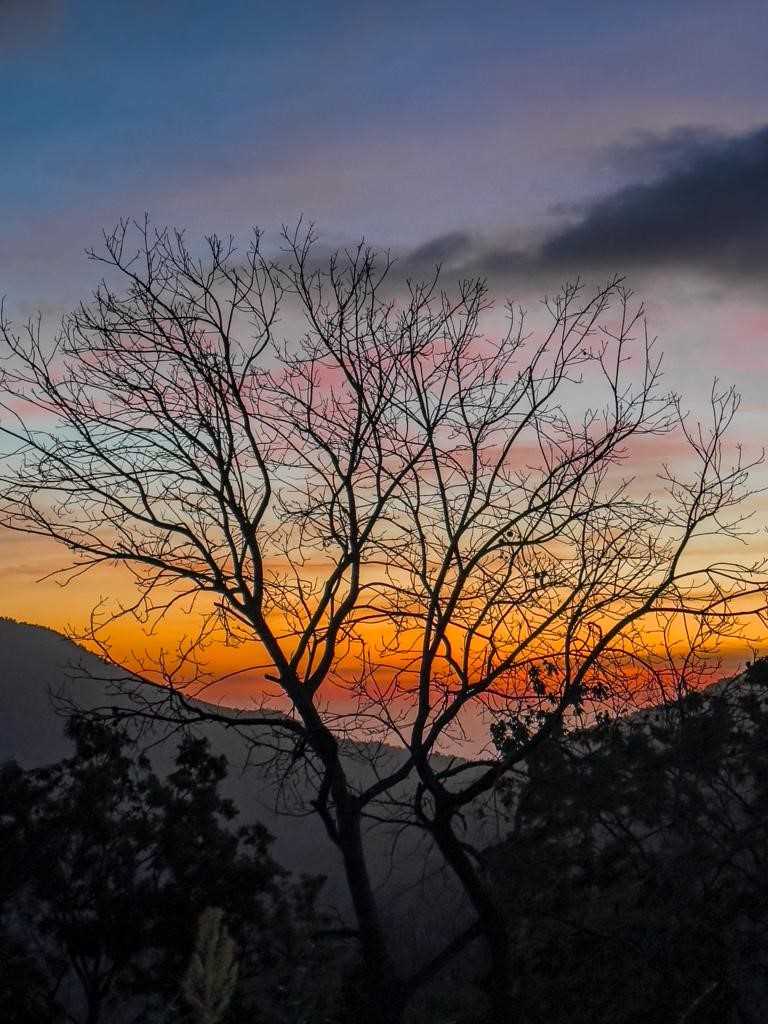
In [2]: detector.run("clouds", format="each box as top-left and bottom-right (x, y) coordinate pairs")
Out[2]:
(595, 125), (735, 182)
(405, 125), (768, 284)
(542, 125), (768, 277)
(403, 232), (477, 275)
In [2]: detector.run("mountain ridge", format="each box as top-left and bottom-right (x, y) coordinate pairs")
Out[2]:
(0, 616), (477, 958)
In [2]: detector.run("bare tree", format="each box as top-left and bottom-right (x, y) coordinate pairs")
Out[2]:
(1, 220), (765, 1022)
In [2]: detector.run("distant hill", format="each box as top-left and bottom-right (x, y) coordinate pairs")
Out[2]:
(0, 617), (479, 960)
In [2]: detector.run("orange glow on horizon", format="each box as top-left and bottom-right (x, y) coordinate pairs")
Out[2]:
(1, 525), (762, 717)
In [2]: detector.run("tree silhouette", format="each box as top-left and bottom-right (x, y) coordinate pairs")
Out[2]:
(1, 220), (766, 1021)
(0, 715), (323, 1024)
(485, 661), (768, 1022)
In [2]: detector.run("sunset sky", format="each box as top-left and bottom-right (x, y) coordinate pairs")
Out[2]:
(2, 0), (768, 688)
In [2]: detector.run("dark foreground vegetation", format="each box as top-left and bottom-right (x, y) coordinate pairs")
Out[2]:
(2, 660), (767, 1023)
(483, 657), (768, 1024)
(0, 716), (333, 1024)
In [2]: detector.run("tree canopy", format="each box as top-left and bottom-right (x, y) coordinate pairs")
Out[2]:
(1, 220), (766, 1021)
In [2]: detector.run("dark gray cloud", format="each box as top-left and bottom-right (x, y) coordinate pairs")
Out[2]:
(542, 125), (768, 276)
(404, 232), (476, 273)
(402, 230), (532, 280)
(596, 125), (733, 182)
(405, 125), (768, 283)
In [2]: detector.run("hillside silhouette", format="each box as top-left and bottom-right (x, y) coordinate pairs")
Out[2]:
(2, 616), (767, 1022)
(0, 618), (483, 958)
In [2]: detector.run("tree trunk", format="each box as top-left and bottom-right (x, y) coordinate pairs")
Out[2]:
(306, 717), (404, 1024)
(335, 802), (404, 1024)
(431, 813), (514, 1024)
(84, 986), (102, 1024)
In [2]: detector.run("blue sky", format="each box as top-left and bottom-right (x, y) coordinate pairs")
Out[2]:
(3, 1), (767, 287)
(1, 1), (768, 391)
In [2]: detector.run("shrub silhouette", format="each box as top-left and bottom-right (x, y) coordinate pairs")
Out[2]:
(0, 716), (324, 1024)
